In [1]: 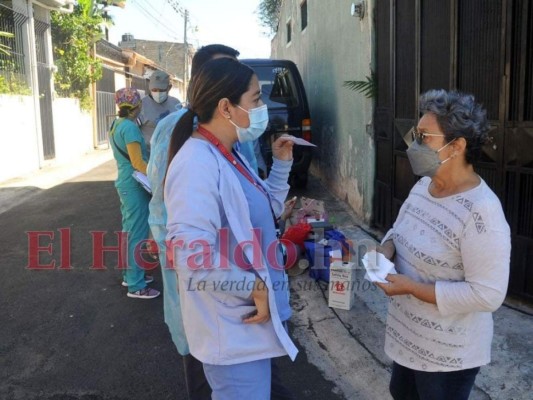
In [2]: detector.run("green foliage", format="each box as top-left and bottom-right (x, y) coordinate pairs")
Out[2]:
(257, 0), (282, 35)
(51, 2), (104, 110)
(0, 31), (14, 56)
(0, 73), (31, 95)
(0, 31), (31, 95)
(343, 72), (377, 99)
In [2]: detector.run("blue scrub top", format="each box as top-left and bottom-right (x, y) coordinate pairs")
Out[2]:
(232, 153), (291, 322)
(109, 118), (148, 188)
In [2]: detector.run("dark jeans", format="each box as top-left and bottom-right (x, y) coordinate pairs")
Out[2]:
(271, 356), (296, 400)
(183, 354), (295, 400)
(390, 362), (480, 400)
(183, 354), (211, 400)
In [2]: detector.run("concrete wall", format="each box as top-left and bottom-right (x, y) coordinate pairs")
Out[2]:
(0, 1), (95, 183)
(115, 72), (127, 91)
(271, 0), (375, 222)
(0, 95), (40, 182)
(52, 98), (94, 164)
(120, 39), (188, 81)
(0, 95), (94, 183)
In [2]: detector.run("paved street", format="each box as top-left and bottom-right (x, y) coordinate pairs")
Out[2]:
(0, 158), (342, 400)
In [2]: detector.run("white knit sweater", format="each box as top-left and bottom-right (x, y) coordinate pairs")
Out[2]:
(383, 177), (510, 372)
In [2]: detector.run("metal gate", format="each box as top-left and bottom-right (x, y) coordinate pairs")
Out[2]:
(374, 0), (533, 301)
(96, 66), (117, 145)
(0, 4), (28, 91)
(35, 19), (55, 160)
(96, 91), (116, 145)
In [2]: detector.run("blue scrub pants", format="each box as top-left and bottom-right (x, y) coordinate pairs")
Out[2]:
(203, 358), (271, 400)
(117, 186), (151, 292)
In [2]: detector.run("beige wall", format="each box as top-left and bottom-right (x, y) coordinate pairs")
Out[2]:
(271, 0), (375, 222)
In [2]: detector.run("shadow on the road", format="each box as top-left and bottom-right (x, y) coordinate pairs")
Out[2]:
(1, 167), (344, 399)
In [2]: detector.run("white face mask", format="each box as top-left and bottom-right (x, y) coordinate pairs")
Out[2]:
(151, 90), (168, 104)
(229, 104), (269, 143)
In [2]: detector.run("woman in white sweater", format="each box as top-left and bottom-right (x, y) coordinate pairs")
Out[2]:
(376, 90), (511, 400)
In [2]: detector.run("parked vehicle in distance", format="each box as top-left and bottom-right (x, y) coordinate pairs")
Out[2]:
(241, 59), (312, 188)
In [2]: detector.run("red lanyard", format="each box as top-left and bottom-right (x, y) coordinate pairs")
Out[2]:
(197, 125), (267, 196)
(196, 125), (281, 237)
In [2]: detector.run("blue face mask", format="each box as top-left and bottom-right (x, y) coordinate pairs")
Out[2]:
(151, 90), (168, 104)
(229, 104), (269, 143)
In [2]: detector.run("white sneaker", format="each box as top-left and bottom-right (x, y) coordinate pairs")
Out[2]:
(127, 287), (160, 299)
(122, 275), (154, 287)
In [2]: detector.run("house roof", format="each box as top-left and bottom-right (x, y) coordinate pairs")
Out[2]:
(96, 40), (129, 65)
(95, 39), (182, 84)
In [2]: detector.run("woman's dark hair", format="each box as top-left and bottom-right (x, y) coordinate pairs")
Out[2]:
(419, 89), (491, 164)
(118, 105), (138, 118)
(167, 58), (254, 167)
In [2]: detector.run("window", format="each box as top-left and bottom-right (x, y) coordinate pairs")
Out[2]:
(254, 66), (299, 108)
(286, 19), (292, 44)
(301, 1), (308, 31)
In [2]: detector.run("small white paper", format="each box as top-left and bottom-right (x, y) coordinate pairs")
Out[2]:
(132, 171), (152, 194)
(362, 250), (397, 283)
(283, 135), (317, 147)
(306, 217), (325, 223)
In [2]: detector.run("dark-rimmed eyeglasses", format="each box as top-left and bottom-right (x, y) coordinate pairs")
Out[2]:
(410, 127), (446, 144)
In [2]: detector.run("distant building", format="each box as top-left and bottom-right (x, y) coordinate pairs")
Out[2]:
(118, 34), (193, 84)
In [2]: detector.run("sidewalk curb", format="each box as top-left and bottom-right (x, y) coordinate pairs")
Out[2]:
(316, 188), (532, 400)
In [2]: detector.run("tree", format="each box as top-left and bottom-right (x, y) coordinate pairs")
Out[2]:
(257, 0), (282, 35)
(51, 0), (123, 109)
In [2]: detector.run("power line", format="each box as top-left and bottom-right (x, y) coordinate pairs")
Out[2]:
(133, 0), (180, 40)
(130, 0), (182, 41)
(137, 0), (185, 38)
(166, 0), (187, 18)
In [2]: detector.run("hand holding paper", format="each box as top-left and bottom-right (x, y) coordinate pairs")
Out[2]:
(282, 135), (317, 147)
(132, 171), (152, 194)
(362, 250), (397, 283)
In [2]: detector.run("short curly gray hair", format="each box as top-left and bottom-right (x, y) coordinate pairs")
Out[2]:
(419, 89), (490, 164)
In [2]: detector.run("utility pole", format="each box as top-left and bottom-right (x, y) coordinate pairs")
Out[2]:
(166, 1), (189, 96)
(183, 9), (188, 93)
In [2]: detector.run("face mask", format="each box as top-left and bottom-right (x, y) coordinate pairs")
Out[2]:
(406, 139), (455, 177)
(229, 104), (269, 143)
(151, 91), (168, 104)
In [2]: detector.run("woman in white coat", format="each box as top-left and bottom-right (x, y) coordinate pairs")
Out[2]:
(164, 57), (297, 399)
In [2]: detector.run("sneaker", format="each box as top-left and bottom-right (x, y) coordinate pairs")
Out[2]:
(127, 287), (160, 299)
(122, 275), (154, 287)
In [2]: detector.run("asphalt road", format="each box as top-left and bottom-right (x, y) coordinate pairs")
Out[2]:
(0, 161), (344, 400)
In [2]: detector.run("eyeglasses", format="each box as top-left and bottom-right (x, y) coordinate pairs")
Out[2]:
(410, 126), (446, 144)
